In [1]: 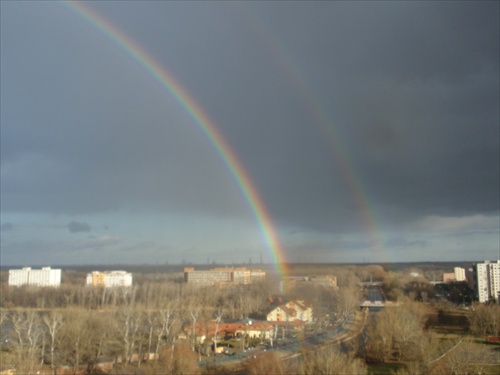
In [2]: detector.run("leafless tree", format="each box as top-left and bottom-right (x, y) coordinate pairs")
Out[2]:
(469, 303), (500, 338)
(59, 308), (92, 371)
(158, 340), (201, 375)
(212, 307), (223, 353)
(43, 310), (63, 373)
(115, 305), (143, 364)
(301, 345), (367, 375)
(441, 340), (489, 375)
(336, 286), (361, 318)
(246, 352), (298, 375)
(10, 309), (43, 374)
(365, 299), (429, 363)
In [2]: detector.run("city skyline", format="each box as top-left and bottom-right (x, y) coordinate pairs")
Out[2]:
(1, 2), (499, 265)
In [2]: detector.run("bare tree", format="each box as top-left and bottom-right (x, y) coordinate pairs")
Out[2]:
(441, 340), (490, 375)
(59, 308), (92, 372)
(158, 340), (201, 375)
(43, 310), (63, 374)
(365, 300), (429, 363)
(246, 352), (298, 375)
(115, 305), (142, 364)
(154, 303), (179, 362)
(212, 307), (223, 354)
(469, 303), (500, 338)
(10, 309), (43, 374)
(336, 286), (361, 319)
(301, 345), (367, 375)
(187, 304), (200, 352)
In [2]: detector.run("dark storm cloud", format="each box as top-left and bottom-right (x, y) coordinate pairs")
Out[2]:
(385, 238), (427, 249)
(1, 2), (247, 216)
(222, 1), (500, 231)
(67, 222), (91, 233)
(1, 1), (498, 238)
(1, 223), (14, 231)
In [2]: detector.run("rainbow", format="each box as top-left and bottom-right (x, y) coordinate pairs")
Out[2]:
(60, 1), (288, 274)
(235, 5), (386, 260)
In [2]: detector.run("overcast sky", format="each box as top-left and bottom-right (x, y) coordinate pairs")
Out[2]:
(1, 1), (499, 266)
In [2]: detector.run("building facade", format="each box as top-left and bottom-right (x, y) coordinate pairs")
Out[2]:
(266, 300), (313, 323)
(184, 267), (265, 286)
(86, 271), (132, 288)
(454, 267), (466, 282)
(281, 275), (338, 291)
(443, 272), (455, 282)
(8, 267), (61, 287)
(472, 260), (500, 303)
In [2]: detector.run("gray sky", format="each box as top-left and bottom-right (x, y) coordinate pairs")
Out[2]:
(1, 1), (498, 266)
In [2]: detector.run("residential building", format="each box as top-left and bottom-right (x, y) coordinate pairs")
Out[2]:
(470, 260), (500, 303)
(443, 272), (455, 282)
(184, 267), (232, 285)
(184, 267), (265, 286)
(454, 267), (466, 281)
(8, 267), (61, 287)
(183, 321), (275, 344)
(281, 275), (338, 291)
(266, 299), (313, 323)
(250, 269), (266, 280)
(86, 270), (132, 288)
(233, 268), (251, 284)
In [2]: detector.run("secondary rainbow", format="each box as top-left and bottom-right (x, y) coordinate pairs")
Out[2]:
(61, 1), (287, 273)
(236, 6), (387, 260)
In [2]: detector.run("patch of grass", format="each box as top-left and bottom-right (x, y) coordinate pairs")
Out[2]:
(368, 362), (405, 375)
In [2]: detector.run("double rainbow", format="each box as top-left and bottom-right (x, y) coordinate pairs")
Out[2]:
(61, 1), (287, 274)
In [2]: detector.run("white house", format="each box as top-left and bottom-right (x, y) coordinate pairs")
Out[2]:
(266, 300), (313, 323)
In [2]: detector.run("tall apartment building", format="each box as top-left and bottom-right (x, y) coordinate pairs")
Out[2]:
(86, 271), (132, 288)
(454, 267), (466, 281)
(184, 267), (265, 286)
(8, 267), (61, 287)
(471, 260), (500, 303)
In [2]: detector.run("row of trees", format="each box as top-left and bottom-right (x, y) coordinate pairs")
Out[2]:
(361, 299), (500, 375)
(1, 306), (184, 374)
(0, 279), (278, 312)
(0, 274), (363, 374)
(245, 346), (367, 375)
(364, 299), (431, 363)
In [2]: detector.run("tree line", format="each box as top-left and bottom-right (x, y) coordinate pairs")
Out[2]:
(2, 265), (498, 374)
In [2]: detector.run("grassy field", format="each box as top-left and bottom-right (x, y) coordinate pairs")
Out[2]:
(426, 305), (470, 337)
(368, 362), (405, 374)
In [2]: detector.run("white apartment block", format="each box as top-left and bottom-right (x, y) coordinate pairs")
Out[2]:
(86, 270), (133, 288)
(8, 267), (61, 287)
(475, 260), (500, 303)
(454, 267), (466, 282)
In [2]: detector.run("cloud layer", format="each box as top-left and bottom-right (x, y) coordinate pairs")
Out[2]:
(1, 1), (498, 264)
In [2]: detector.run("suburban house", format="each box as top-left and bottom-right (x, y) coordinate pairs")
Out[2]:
(266, 299), (313, 323)
(181, 321), (275, 344)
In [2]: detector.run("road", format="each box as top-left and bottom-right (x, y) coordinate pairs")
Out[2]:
(202, 311), (367, 371)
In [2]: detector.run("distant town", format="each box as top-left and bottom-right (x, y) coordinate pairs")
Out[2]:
(6, 260), (500, 304)
(1, 260), (499, 374)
